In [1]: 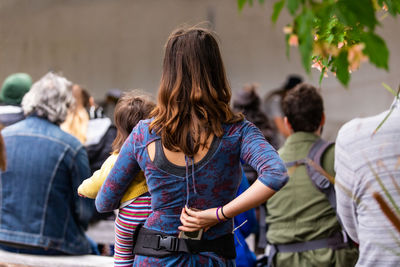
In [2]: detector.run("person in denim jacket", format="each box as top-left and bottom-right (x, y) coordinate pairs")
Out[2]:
(0, 72), (95, 255)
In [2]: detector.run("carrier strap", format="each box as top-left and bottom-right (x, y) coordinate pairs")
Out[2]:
(133, 225), (236, 259)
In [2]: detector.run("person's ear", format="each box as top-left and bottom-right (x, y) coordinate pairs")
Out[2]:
(284, 117), (293, 133)
(320, 113), (325, 127)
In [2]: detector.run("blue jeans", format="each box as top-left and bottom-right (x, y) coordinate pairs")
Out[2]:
(0, 243), (67, 255)
(0, 235), (99, 255)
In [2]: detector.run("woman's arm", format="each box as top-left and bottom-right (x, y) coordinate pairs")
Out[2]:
(179, 121), (288, 231)
(179, 180), (275, 231)
(95, 133), (141, 212)
(78, 154), (118, 198)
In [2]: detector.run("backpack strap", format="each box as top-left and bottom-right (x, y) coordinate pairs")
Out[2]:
(306, 138), (336, 209)
(285, 158), (307, 168)
(306, 139), (348, 241)
(284, 139), (346, 229)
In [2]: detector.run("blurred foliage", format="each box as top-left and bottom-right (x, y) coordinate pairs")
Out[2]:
(238, 0), (400, 86)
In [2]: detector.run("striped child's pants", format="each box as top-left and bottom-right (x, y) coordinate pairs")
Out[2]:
(114, 194), (151, 267)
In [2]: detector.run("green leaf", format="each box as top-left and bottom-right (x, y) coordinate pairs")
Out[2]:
(296, 9), (314, 73)
(334, 50), (350, 86)
(361, 32), (389, 70)
(336, 0), (379, 30)
(373, 105), (395, 134)
(373, 85), (400, 134)
(258, 0), (266, 4)
(272, 0), (285, 23)
(382, 82), (397, 96)
(285, 34), (291, 59)
(314, 3), (336, 38)
(319, 66), (326, 85)
(367, 160), (400, 216)
(287, 0), (300, 15)
(238, 0), (249, 11)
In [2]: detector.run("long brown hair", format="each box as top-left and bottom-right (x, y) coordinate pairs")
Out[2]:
(149, 26), (243, 157)
(112, 91), (155, 153)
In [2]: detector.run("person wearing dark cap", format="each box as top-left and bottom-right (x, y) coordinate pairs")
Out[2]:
(99, 88), (121, 124)
(0, 73), (32, 126)
(263, 75), (303, 148)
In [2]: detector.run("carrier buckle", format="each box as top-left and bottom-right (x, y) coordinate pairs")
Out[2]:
(156, 235), (179, 251)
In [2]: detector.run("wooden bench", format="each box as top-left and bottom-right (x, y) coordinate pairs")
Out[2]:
(0, 249), (113, 267)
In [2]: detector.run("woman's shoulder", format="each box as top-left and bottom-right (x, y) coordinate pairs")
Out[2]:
(131, 118), (159, 145)
(222, 119), (257, 137)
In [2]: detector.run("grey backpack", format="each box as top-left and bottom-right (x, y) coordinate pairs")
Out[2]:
(285, 138), (337, 210)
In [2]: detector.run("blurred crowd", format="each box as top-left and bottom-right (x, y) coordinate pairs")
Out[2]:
(0, 70), (398, 267)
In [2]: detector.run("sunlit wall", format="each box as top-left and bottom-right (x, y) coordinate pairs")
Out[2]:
(0, 0), (398, 139)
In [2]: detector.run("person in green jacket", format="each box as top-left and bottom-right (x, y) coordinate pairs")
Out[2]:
(265, 83), (358, 267)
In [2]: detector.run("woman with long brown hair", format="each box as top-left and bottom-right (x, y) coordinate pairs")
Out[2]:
(96, 26), (288, 266)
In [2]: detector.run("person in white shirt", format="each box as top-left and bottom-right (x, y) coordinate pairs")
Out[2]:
(335, 97), (400, 266)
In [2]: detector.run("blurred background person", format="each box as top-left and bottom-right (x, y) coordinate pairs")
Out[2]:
(61, 84), (116, 175)
(100, 88), (122, 124)
(0, 73), (32, 127)
(233, 83), (278, 150)
(61, 83), (117, 229)
(0, 72), (95, 255)
(61, 84), (90, 144)
(265, 84), (358, 266)
(233, 83), (276, 254)
(263, 74), (303, 148)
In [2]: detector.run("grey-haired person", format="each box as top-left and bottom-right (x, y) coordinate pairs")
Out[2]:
(0, 72), (96, 255)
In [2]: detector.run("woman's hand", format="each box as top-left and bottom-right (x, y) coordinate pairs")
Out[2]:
(179, 206), (220, 232)
(179, 181), (277, 233)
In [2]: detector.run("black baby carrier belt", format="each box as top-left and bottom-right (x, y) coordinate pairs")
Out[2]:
(133, 224), (236, 259)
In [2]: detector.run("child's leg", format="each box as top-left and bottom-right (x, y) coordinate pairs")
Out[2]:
(114, 194), (151, 267)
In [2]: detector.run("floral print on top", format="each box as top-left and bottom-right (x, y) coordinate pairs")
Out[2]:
(96, 118), (288, 266)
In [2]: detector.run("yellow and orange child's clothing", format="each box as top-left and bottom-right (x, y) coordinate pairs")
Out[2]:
(78, 153), (148, 204)
(78, 152), (151, 266)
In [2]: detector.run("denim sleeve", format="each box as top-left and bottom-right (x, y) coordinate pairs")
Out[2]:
(72, 146), (95, 230)
(95, 131), (142, 213)
(240, 121), (288, 191)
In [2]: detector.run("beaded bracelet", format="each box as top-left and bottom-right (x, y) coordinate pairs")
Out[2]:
(216, 206), (223, 222)
(221, 206), (230, 220)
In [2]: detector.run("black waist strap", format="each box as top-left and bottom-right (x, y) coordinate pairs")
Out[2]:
(267, 231), (349, 267)
(133, 224), (236, 259)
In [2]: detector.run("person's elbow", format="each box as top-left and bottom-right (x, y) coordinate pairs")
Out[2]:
(281, 173), (289, 187)
(95, 196), (114, 213)
(259, 167), (289, 191)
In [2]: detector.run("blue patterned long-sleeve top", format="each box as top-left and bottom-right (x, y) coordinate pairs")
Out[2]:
(96, 118), (288, 240)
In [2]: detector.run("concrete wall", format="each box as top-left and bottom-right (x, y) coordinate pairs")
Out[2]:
(0, 0), (399, 139)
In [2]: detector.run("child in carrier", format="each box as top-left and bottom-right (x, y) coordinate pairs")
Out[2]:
(78, 91), (155, 266)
